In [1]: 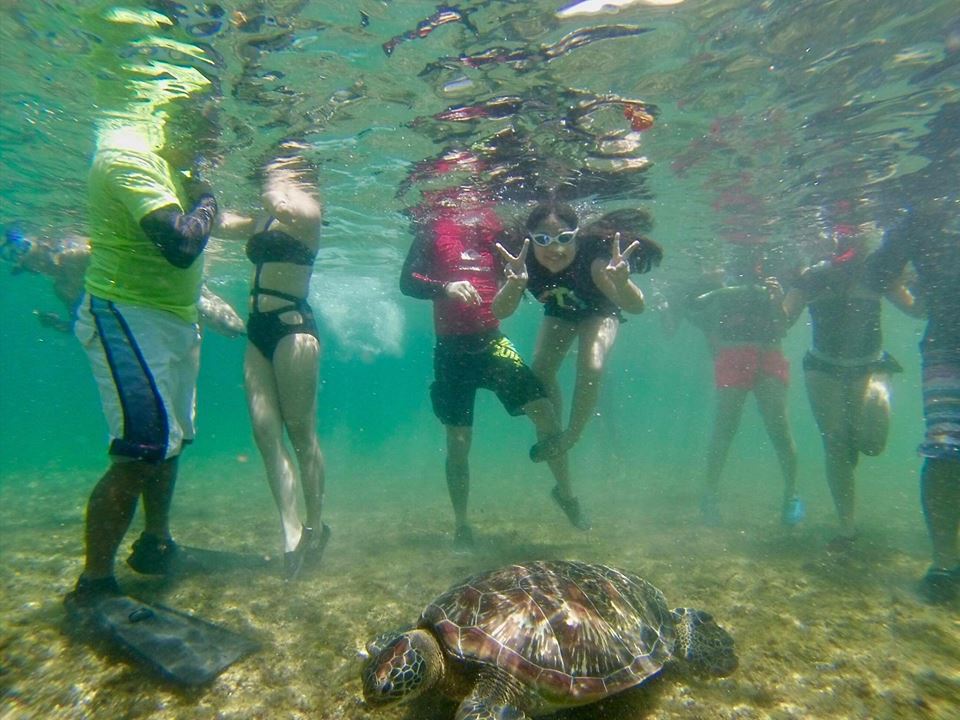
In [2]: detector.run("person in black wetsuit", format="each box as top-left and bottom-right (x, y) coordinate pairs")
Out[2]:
(243, 143), (329, 580)
(494, 203), (660, 461)
(867, 194), (960, 604)
(784, 226), (920, 551)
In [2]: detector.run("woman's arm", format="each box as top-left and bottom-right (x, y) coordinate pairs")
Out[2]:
(592, 232), (646, 314)
(782, 287), (807, 328)
(491, 239), (529, 319)
(886, 278), (925, 318)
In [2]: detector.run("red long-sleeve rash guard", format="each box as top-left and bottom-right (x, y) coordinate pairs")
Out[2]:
(400, 205), (505, 336)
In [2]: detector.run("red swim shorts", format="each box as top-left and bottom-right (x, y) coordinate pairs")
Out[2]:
(714, 346), (790, 389)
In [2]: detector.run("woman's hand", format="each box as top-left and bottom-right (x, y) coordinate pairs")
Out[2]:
(603, 232), (639, 287)
(496, 238), (529, 284)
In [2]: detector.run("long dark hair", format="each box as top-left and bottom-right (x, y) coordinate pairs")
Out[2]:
(582, 209), (663, 274)
(525, 201), (580, 232)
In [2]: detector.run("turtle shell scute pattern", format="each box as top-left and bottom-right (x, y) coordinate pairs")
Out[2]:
(420, 560), (675, 704)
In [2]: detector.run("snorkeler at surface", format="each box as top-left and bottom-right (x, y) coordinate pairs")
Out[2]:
(0, 228), (245, 337)
(681, 251), (802, 528)
(400, 183), (591, 551)
(242, 143), (330, 580)
(784, 222), (920, 551)
(494, 203), (661, 461)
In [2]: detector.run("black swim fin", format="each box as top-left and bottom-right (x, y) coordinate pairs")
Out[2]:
(86, 596), (259, 686)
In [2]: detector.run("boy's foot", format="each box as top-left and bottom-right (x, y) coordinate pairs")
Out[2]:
(127, 533), (179, 575)
(781, 496), (806, 527)
(64, 575), (122, 616)
(918, 566), (958, 605)
(700, 493), (722, 527)
(453, 525), (475, 553)
(550, 486), (592, 531)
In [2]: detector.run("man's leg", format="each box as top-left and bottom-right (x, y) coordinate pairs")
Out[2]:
(83, 459), (162, 580)
(445, 425), (473, 547)
(919, 458), (960, 603)
(141, 456), (178, 540)
(922, 458), (960, 570)
(917, 348), (960, 602)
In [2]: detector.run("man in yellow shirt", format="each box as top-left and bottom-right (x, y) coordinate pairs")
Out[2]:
(66, 115), (221, 605)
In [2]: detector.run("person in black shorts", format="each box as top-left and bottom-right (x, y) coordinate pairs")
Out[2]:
(400, 185), (591, 551)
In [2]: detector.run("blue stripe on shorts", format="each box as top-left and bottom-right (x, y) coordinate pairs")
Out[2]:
(89, 297), (169, 463)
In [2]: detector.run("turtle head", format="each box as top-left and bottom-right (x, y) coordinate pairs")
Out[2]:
(670, 608), (738, 677)
(361, 628), (444, 707)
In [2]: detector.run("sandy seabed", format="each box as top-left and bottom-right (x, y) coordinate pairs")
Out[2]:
(1, 456), (958, 720)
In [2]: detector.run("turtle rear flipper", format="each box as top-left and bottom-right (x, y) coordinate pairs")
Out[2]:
(670, 607), (737, 678)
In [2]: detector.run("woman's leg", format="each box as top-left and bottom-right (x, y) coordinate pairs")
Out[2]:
(531, 317), (579, 428)
(857, 373), (892, 456)
(272, 331), (325, 535)
(754, 376), (799, 505)
(805, 369), (860, 538)
(567, 316), (619, 445)
(244, 344), (302, 552)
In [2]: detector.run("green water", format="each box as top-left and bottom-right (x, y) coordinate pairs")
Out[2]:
(1, 1), (958, 718)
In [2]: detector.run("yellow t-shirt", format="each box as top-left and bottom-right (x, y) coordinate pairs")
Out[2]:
(85, 128), (202, 322)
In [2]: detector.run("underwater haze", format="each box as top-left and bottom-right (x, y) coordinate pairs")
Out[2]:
(1, 1), (958, 719)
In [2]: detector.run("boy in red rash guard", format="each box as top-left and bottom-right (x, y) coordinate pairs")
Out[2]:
(401, 187), (591, 551)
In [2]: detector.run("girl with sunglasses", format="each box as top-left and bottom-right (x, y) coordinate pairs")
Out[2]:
(494, 202), (662, 462)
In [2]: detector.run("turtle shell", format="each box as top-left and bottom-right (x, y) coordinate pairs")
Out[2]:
(420, 560), (675, 705)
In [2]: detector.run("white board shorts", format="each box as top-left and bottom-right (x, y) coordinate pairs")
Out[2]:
(75, 294), (201, 462)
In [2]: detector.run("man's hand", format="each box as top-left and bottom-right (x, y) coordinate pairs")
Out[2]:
(764, 276), (784, 301)
(444, 280), (482, 305)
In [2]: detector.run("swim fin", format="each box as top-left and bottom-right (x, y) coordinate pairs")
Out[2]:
(83, 596), (259, 686)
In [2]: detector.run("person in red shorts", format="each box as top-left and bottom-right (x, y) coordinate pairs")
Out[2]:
(684, 252), (802, 527)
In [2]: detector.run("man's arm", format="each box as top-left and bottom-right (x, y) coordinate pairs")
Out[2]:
(866, 217), (914, 293)
(139, 195), (219, 269)
(399, 231), (445, 299)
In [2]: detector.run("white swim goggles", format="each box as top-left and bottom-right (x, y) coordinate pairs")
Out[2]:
(529, 227), (578, 247)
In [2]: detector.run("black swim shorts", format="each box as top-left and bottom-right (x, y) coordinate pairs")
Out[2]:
(430, 331), (546, 427)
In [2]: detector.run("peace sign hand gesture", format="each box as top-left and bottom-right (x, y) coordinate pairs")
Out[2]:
(604, 232), (640, 287)
(496, 238), (529, 285)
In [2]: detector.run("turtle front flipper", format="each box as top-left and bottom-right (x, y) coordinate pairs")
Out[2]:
(455, 669), (530, 720)
(454, 698), (529, 720)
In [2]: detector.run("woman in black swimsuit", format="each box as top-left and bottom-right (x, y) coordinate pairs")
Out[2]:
(784, 225), (919, 550)
(244, 146), (329, 580)
(495, 202), (661, 461)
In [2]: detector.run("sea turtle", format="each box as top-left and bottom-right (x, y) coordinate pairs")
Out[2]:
(361, 560), (737, 719)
